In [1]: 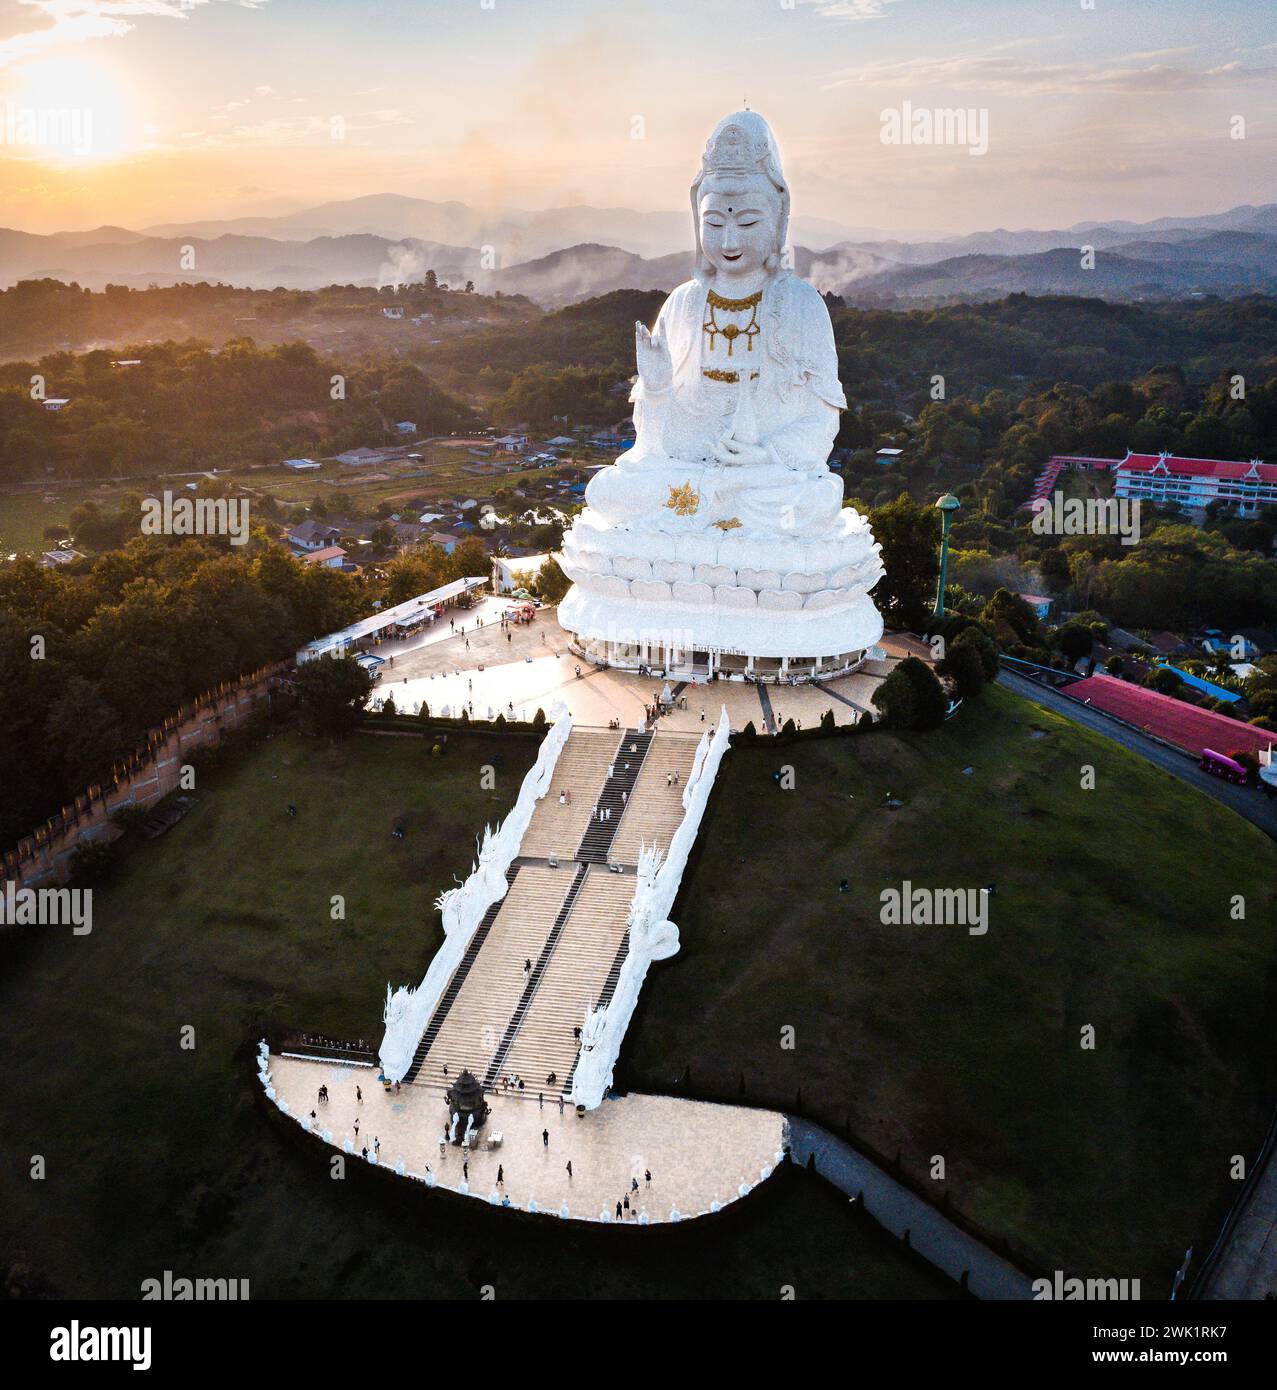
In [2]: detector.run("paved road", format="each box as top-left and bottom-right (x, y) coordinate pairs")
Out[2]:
(787, 1118), (1035, 1300)
(1198, 1131), (1277, 1300)
(997, 669), (1277, 841)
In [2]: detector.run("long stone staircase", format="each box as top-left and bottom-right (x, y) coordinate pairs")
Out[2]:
(406, 866), (577, 1089)
(498, 871), (636, 1090)
(575, 730), (653, 862)
(519, 728), (620, 861)
(608, 733), (700, 864)
(405, 725), (697, 1101)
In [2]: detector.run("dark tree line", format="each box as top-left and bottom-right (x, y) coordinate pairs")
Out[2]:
(0, 338), (475, 483)
(0, 538), (365, 846)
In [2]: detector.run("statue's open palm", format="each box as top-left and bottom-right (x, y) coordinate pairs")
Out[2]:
(634, 321), (673, 394)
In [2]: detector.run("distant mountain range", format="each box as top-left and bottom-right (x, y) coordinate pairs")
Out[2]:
(2, 195), (1276, 306)
(136, 193), (875, 262)
(0, 225), (483, 292)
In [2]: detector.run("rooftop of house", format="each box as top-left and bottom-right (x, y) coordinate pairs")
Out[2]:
(288, 520), (343, 544)
(1146, 630), (1193, 654)
(301, 546), (346, 565)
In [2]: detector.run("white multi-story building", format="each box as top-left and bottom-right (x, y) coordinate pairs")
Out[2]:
(1113, 452), (1277, 515)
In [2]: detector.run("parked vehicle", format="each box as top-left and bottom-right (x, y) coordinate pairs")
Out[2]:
(1200, 748), (1248, 784)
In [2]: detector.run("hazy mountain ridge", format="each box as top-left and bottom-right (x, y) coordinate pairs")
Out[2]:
(2, 196), (1276, 305)
(136, 192), (873, 262)
(835, 235), (1277, 305)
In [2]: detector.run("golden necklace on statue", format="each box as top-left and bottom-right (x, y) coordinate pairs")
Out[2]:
(703, 288), (762, 357)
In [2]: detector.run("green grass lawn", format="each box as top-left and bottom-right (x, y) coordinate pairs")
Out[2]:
(624, 683), (1277, 1294)
(0, 722), (951, 1300)
(0, 492), (76, 556)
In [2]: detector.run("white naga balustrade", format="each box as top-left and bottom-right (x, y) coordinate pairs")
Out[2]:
(378, 707), (573, 1082)
(569, 707), (732, 1109)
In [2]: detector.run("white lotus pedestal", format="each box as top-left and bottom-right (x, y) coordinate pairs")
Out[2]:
(559, 482), (885, 682)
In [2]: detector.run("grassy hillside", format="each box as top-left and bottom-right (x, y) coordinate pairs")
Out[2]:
(0, 723), (950, 1300)
(624, 684), (1277, 1293)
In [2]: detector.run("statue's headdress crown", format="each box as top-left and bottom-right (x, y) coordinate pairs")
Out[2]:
(701, 112), (782, 181)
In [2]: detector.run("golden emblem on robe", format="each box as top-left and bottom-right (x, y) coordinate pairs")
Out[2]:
(665, 482), (700, 516)
(713, 517), (742, 531)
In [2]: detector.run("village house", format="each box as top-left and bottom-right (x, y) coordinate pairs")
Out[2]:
(335, 446), (395, 467)
(492, 553), (552, 594)
(287, 520), (344, 553)
(1018, 593), (1053, 620)
(39, 548), (83, 568)
(301, 545), (347, 570)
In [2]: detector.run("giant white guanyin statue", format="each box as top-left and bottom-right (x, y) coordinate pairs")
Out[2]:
(558, 109), (885, 678)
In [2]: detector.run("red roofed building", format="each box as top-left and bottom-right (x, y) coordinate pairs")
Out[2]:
(1065, 674), (1275, 760)
(1114, 451), (1277, 515)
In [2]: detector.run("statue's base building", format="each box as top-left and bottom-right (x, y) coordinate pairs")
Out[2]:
(559, 521), (885, 683)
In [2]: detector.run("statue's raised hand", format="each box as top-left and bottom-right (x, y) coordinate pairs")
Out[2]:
(634, 321), (673, 394)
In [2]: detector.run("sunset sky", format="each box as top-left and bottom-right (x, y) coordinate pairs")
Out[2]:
(0, 0), (1274, 237)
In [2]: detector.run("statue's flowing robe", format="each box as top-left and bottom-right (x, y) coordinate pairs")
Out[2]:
(636, 271), (846, 473)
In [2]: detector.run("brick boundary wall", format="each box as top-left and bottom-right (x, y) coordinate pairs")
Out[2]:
(2, 661), (290, 891)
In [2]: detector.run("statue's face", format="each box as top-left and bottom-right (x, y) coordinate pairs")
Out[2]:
(699, 178), (777, 277)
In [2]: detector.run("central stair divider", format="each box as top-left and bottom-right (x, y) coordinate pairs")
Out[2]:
(575, 729), (653, 863)
(483, 861), (590, 1089)
(403, 865), (519, 1085)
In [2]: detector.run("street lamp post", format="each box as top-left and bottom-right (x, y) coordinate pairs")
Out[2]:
(934, 493), (961, 617)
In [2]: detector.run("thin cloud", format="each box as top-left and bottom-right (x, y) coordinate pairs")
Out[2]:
(803, 0), (906, 18)
(189, 107), (414, 151)
(831, 44), (1275, 95)
(0, 0), (271, 71)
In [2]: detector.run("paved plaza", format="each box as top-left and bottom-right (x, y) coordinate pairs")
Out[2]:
(268, 1054), (786, 1225)
(367, 606), (928, 732)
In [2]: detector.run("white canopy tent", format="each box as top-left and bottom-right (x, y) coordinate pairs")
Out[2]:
(296, 576), (488, 664)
